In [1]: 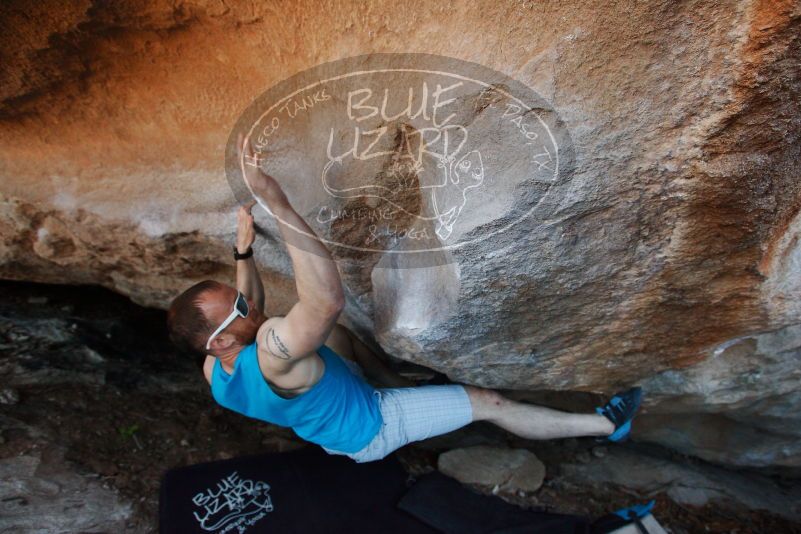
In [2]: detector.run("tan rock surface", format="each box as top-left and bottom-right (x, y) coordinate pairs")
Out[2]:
(438, 445), (546, 492)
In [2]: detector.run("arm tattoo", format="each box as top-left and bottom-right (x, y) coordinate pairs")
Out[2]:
(267, 328), (291, 359)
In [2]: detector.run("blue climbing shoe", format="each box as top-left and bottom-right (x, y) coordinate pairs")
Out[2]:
(596, 387), (643, 442)
(591, 500), (656, 533)
(613, 499), (655, 521)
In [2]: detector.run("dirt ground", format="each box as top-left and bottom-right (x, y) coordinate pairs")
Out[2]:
(1, 281), (799, 533)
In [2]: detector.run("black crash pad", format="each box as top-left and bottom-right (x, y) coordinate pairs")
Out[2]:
(160, 446), (594, 534)
(159, 446), (437, 533)
(397, 471), (590, 534)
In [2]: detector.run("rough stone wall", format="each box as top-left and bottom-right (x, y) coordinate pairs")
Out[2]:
(0, 0), (799, 467)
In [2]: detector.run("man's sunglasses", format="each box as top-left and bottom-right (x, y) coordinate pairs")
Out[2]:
(205, 290), (250, 351)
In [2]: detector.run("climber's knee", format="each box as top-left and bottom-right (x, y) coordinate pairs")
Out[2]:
(463, 385), (508, 422)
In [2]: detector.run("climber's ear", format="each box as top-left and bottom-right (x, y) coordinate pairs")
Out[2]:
(209, 332), (236, 352)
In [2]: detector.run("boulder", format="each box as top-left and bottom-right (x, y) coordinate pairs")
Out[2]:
(0, 0), (800, 468)
(0, 448), (133, 533)
(438, 445), (546, 492)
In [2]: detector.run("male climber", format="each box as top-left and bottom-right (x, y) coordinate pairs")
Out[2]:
(166, 135), (643, 463)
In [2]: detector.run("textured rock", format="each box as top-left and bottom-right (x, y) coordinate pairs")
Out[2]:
(559, 447), (801, 520)
(438, 446), (546, 492)
(0, 0), (800, 468)
(0, 444), (133, 533)
(637, 323), (801, 468)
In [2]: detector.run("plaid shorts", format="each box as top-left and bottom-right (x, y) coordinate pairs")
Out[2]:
(322, 378), (474, 463)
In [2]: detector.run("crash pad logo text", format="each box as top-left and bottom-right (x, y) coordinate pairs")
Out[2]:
(191, 471), (273, 533)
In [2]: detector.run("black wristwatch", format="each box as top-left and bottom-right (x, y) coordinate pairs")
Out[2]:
(233, 245), (253, 260)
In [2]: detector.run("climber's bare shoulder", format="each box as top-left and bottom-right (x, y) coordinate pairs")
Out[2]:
(256, 317), (354, 391)
(200, 317), (352, 391)
(253, 314), (347, 391)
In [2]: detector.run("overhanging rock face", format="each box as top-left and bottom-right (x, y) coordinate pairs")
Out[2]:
(1, 0), (800, 468)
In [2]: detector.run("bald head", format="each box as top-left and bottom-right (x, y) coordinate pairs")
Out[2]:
(167, 280), (265, 356)
(167, 280), (223, 355)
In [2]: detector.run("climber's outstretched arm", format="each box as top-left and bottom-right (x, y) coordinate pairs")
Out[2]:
(238, 134), (345, 372)
(235, 201), (265, 313)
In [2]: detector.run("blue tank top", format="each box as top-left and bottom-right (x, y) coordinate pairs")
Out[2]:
(210, 341), (383, 453)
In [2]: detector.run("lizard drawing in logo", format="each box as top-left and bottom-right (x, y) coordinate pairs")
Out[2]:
(322, 123), (486, 241)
